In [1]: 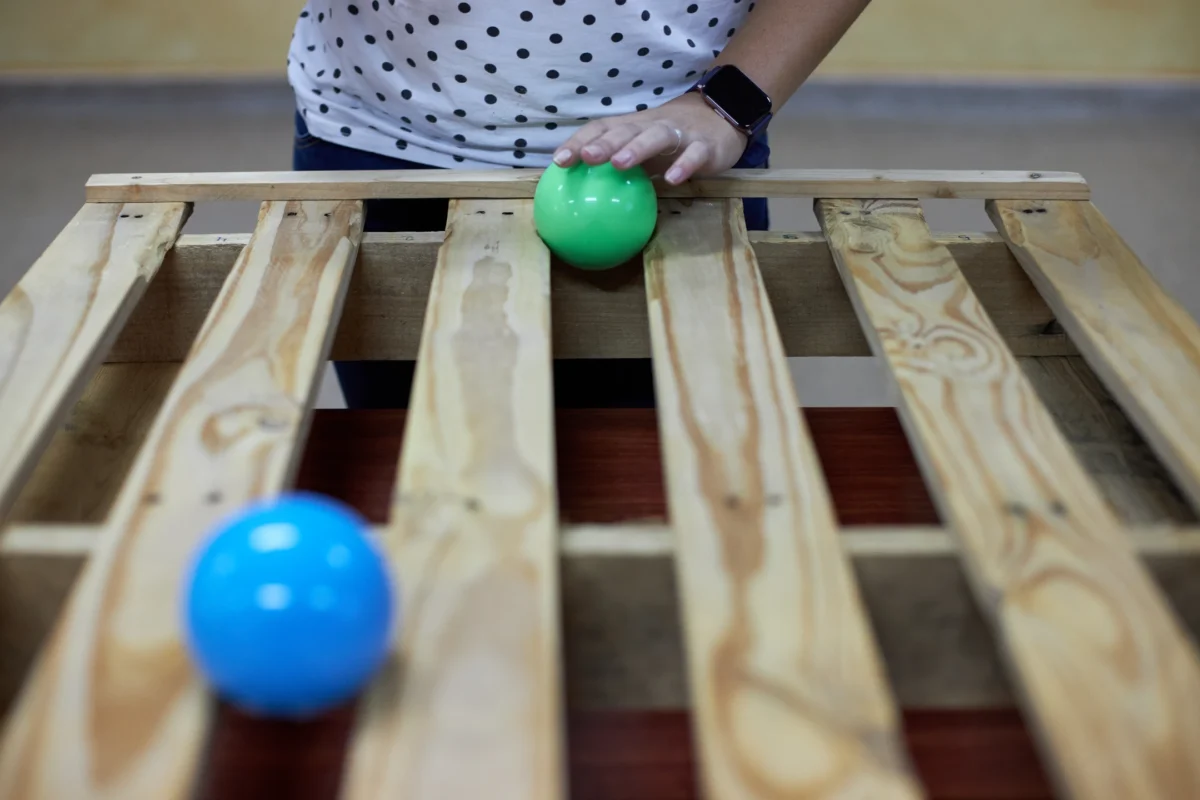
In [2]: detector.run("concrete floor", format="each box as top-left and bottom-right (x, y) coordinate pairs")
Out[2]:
(3, 86), (1198, 407)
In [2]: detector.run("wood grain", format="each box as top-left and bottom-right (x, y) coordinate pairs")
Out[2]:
(107, 230), (1072, 363)
(644, 199), (920, 798)
(0, 200), (364, 799)
(0, 202), (188, 519)
(819, 197), (1200, 799)
(340, 200), (563, 800)
(989, 199), (1200, 512)
(84, 168), (1090, 203)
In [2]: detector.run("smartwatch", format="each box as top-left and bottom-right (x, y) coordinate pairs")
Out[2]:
(688, 65), (773, 139)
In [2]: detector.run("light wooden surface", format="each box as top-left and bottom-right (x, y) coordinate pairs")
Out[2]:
(108, 230), (1072, 362)
(0, 200), (364, 799)
(0, 202), (188, 520)
(341, 200), (563, 800)
(989, 199), (1200, 512)
(84, 168), (1090, 203)
(819, 197), (1200, 799)
(644, 199), (920, 798)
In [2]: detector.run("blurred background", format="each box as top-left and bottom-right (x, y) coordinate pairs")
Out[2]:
(2, 0), (1197, 406)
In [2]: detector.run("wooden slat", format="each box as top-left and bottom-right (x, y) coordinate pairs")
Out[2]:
(818, 197), (1200, 799)
(341, 200), (563, 799)
(644, 199), (920, 798)
(108, 230), (1072, 362)
(989, 199), (1200, 511)
(0, 202), (188, 519)
(85, 168), (1090, 203)
(0, 200), (364, 799)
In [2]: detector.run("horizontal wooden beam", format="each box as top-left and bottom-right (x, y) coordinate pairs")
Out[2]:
(85, 169), (1090, 203)
(108, 231), (1075, 362)
(5, 522), (1198, 559)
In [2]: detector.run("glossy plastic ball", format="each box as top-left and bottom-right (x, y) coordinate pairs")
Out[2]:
(534, 161), (658, 270)
(182, 493), (395, 718)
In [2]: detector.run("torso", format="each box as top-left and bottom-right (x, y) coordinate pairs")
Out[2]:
(287, 0), (753, 168)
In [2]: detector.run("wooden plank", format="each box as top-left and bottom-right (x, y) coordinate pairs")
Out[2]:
(85, 168), (1090, 204)
(818, 197), (1200, 799)
(107, 230), (1072, 362)
(0, 202), (188, 519)
(989, 199), (1200, 512)
(341, 200), (563, 800)
(644, 199), (920, 798)
(0, 200), (364, 799)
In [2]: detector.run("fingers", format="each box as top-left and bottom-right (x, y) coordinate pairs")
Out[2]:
(553, 120), (610, 167)
(610, 123), (681, 169)
(664, 140), (712, 185)
(577, 124), (642, 166)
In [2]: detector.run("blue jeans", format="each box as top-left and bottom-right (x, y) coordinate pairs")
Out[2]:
(292, 111), (771, 408)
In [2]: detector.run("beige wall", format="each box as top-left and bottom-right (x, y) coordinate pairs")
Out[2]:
(1, 0), (1197, 79)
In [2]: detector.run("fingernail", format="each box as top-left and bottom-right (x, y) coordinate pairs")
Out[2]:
(582, 144), (604, 160)
(553, 149), (571, 166)
(612, 150), (633, 167)
(665, 167), (684, 184)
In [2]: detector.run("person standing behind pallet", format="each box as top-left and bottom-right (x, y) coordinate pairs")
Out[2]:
(287, 0), (870, 408)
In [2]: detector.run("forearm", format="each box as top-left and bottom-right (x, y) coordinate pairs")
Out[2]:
(715, 0), (872, 109)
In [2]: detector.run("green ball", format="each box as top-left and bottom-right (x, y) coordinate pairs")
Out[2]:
(533, 161), (658, 270)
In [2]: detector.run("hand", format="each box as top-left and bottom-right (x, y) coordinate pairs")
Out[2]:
(552, 92), (749, 185)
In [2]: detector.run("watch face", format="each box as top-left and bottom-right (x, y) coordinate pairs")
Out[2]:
(705, 66), (771, 127)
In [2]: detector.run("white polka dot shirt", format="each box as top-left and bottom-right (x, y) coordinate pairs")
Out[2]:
(287, 1), (755, 168)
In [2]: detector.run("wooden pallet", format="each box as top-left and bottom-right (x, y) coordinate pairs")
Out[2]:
(1, 168), (1199, 799)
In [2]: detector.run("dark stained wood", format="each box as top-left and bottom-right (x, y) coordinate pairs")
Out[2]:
(294, 408), (939, 526)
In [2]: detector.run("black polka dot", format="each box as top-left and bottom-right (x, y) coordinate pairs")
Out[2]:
(547, 69), (560, 78)
(316, 69), (325, 77)
(749, 1), (756, 9)
(653, 86), (665, 95)
(583, 14), (596, 24)
(687, 38), (695, 48)
(337, 37), (344, 47)
(575, 85), (588, 94)
(485, 63), (497, 73)
(306, 45), (316, 52)
(426, 114), (437, 122)
(727, 28), (736, 37)
(454, 155), (466, 162)
(549, 33), (563, 43)
(637, 47), (649, 56)
(405, 22), (414, 33)
(636, 103), (648, 111)
(545, 104), (558, 112)
(454, 134), (467, 142)
(514, 150), (526, 159)
(686, 70), (697, 78)
(487, 26), (500, 36)
(427, 50), (438, 60)
(662, 60), (673, 68)
(455, 73), (467, 82)
(386, 29), (394, 40)
(520, 10), (533, 21)
(300, 10), (308, 17)
(485, 124), (498, 130)
(546, 122), (558, 129)
(607, 67), (619, 77)
(318, 12), (325, 22)
(485, 94), (498, 104)
(332, 68), (340, 79)
(382, 62), (394, 71)
(515, 138), (527, 147)
(580, 52), (592, 62)
(401, 89), (412, 99)
(401, 115), (412, 123)
(372, 0), (379, 10)
(515, 114), (528, 122)
(428, 14), (439, 24)
(340, 126), (352, 136)
(687, 3), (698, 11)
(515, 85), (527, 94)
(458, 2), (471, 11)
(406, 57), (417, 67)
(615, 0), (626, 5)
(432, 82), (442, 92)
(455, 39), (467, 49)
(319, 103), (329, 113)
(708, 17), (719, 26)
(395, 138), (407, 150)
(601, 96), (612, 106)
(376, 92), (387, 101)
(553, 0), (565, 5)
(663, 25), (671, 35)
(632, 79), (644, 87)
(641, 10), (650, 21)
(354, 65), (364, 74)
(517, 48), (530, 58)
(611, 32), (623, 42)
(312, 88), (322, 95)
(364, 34), (376, 44)
(454, 108), (467, 117)
(348, 3), (358, 13)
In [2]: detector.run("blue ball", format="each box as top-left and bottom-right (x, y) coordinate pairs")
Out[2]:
(182, 492), (395, 718)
